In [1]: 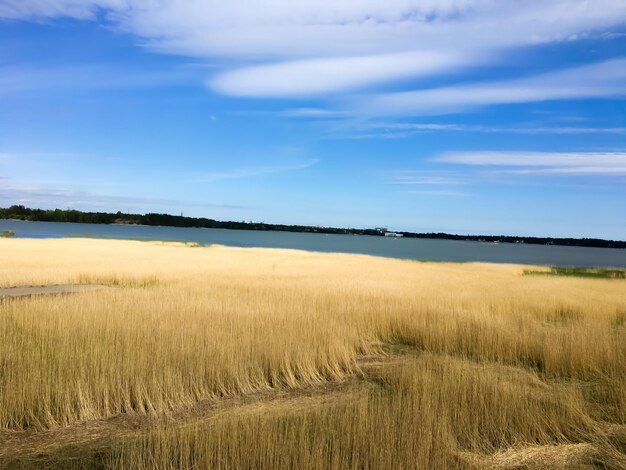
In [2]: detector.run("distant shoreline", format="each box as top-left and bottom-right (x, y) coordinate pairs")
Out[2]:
(1, 205), (624, 249)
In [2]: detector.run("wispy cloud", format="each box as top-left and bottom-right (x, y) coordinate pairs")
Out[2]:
(0, 64), (196, 95)
(282, 108), (346, 118)
(0, 1), (116, 20)
(0, 185), (247, 211)
(358, 59), (626, 116)
(404, 189), (470, 197)
(193, 159), (319, 182)
(331, 121), (626, 139)
(436, 151), (626, 175)
(385, 171), (470, 197)
(386, 171), (467, 186)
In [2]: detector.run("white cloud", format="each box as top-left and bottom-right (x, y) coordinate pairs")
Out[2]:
(436, 151), (626, 175)
(209, 51), (474, 97)
(2, 1), (626, 99)
(358, 59), (626, 115)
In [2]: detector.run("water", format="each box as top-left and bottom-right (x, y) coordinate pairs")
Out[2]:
(1, 219), (625, 267)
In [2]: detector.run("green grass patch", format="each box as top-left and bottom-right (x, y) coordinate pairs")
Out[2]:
(0, 230), (15, 238)
(524, 267), (626, 279)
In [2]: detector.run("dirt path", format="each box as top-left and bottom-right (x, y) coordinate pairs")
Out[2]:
(0, 284), (107, 299)
(0, 355), (400, 461)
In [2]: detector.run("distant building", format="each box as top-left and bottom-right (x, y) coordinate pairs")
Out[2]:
(384, 232), (403, 238)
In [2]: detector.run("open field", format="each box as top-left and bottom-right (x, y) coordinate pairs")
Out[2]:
(1, 238), (625, 469)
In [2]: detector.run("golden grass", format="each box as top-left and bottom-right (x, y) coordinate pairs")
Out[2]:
(1, 238), (625, 468)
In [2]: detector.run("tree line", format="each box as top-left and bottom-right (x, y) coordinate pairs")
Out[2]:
(1, 205), (624, 249)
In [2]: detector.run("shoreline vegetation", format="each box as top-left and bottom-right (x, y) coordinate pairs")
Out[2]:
(1, 238), (625, 468)
(2, 205), (625, 249)
(524, 267), (626, 279)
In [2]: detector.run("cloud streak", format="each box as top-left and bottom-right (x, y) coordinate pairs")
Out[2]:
(330, 122), (626, 139)
(358, 59), (626, 116)
(386, 171), (467, 186)
(0, 185), (247, 211)
(210, 51), (477, 97)
(436, 151), (626, 175)
(385, 171), (470, 197)
(405, 189), (470, 197)
(0, 64), (196, 95)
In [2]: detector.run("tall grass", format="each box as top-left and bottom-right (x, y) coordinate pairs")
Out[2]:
(1, 238), (625, 468)
(108, 354), (621, 470)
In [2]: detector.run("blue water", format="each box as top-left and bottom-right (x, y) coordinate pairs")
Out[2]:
(1, 220), (625, 268)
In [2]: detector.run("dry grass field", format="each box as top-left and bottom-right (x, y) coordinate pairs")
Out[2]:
(1, 237), (625, 469)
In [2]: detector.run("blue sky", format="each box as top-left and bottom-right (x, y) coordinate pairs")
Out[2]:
(0, 1), (625, 238)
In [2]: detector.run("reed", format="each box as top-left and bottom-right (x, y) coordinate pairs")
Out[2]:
(1, 238), (625, 468)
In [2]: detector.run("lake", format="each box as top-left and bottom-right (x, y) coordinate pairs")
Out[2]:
(1, 219), (625, 268)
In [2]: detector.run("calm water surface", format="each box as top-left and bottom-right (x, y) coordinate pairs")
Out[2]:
(2, 220), (625, 268)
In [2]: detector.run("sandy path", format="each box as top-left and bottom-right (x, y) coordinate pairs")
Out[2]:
(0, 284), (107, 299)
